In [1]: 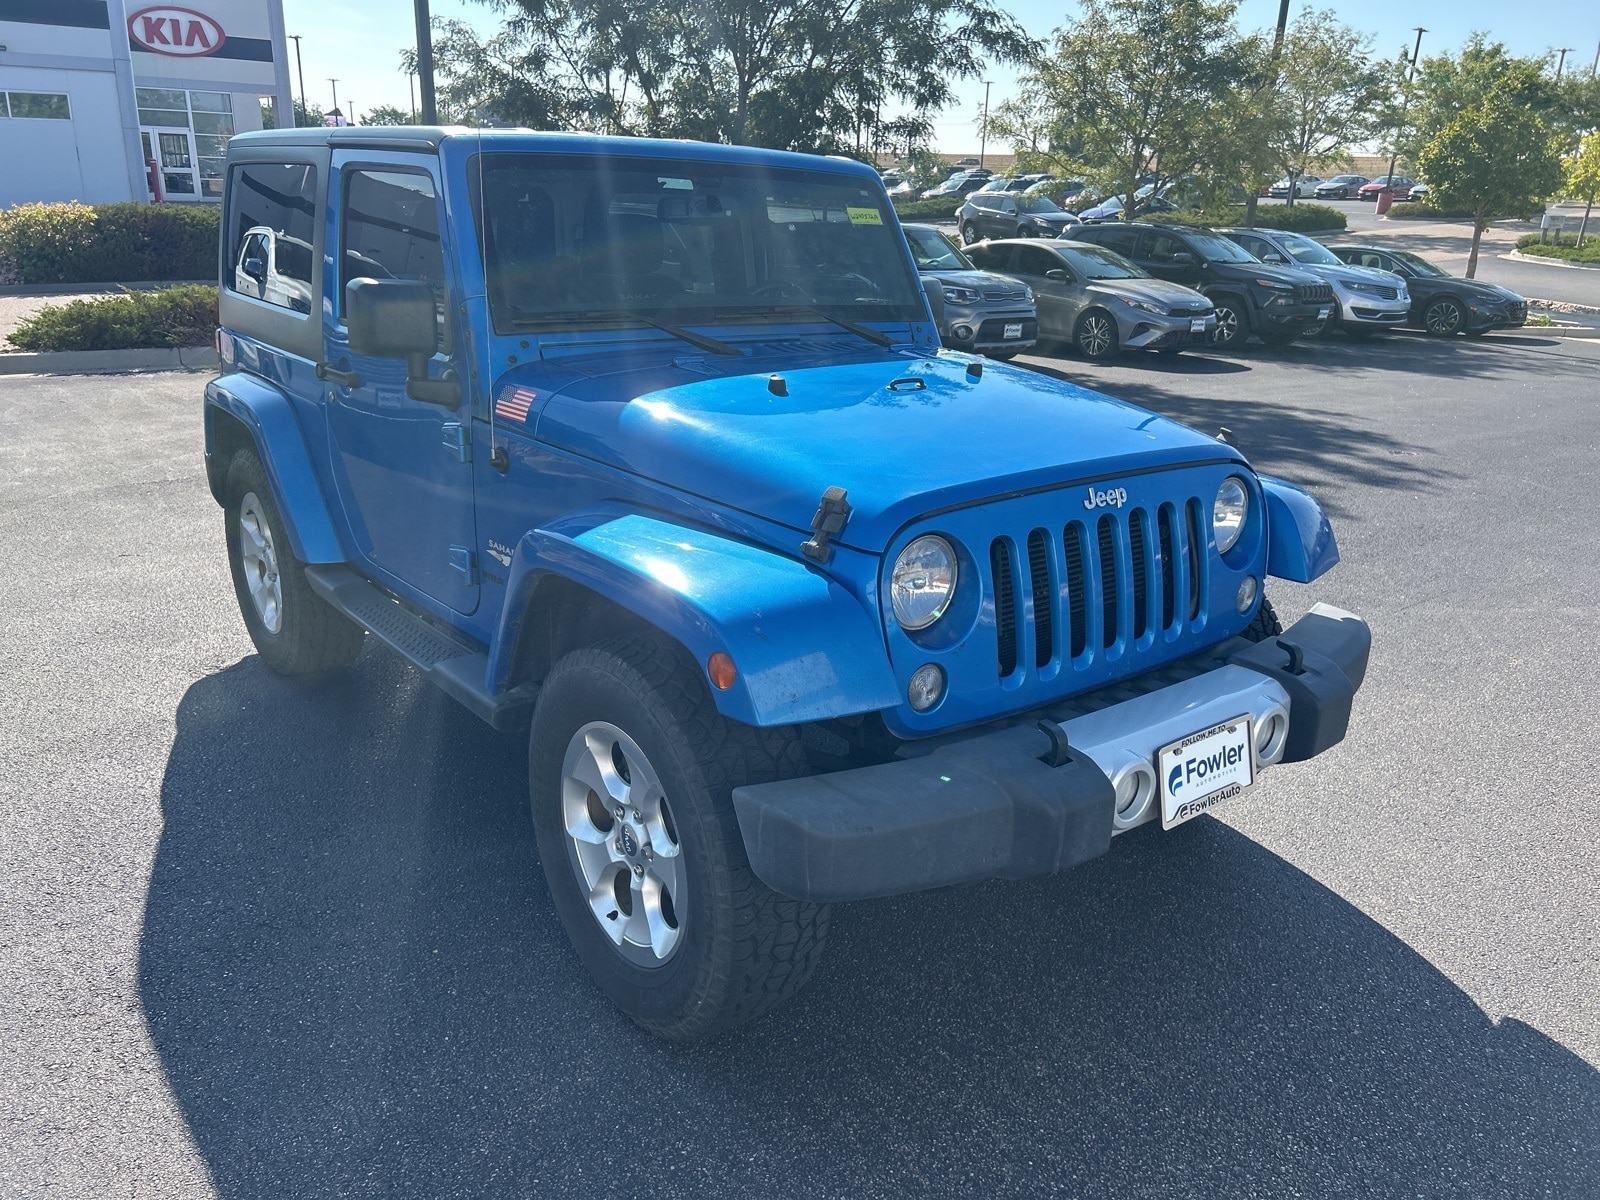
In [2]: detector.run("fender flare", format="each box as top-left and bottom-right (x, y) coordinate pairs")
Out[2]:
(204, 373), (343, 563)
(490, 510), (902, 727)
(1259, 475), (1339, 583)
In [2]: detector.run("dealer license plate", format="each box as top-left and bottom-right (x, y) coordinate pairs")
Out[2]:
(1003, 322), (1023, 339)
(1158, 716), (1254, 830)
(1189, 318), (1207, 334)
(1318, 306), (1332, 320)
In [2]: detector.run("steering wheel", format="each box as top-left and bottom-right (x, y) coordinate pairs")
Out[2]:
(749, 280), (810, 302)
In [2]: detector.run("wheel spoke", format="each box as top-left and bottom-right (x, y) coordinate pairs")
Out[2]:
(639, 871), (681, 960)
(585, 864), (630, 947)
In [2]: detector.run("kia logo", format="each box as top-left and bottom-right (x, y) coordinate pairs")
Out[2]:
(129, 6), (225, 57)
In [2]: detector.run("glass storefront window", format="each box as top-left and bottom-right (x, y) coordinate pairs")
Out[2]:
(6, 93), (71, 120)
(136, 88), (187, 109)
(192, 111), (234, 137)
(189, 91), (232, 113)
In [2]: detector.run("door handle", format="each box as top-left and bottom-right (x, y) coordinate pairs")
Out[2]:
(315, 362), (362, 388)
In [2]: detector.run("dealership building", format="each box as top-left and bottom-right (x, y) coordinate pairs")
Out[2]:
(0, 0), (293, 207)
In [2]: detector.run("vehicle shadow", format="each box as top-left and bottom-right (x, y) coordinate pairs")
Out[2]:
(141, 655), (1600, 1199)
(1020, 355), (1456, 514)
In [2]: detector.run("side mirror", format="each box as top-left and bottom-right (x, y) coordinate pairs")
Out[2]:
(345, 277), (459, 409)
(1045, 269), (1070, 282)
(1171, 251), (1196, 265)
(242, 255), (266, 282)
(921, 277), (946, 324)
(1262, 251), (1284, 264)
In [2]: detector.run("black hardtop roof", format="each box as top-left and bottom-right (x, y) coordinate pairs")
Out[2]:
(231, 126), (457, 150)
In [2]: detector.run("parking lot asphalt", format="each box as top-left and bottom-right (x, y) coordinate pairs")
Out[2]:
(2, 333), (1598, 1198)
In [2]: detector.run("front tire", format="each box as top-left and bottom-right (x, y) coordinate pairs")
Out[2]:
(528, 636), (830, 1042)
(1423, 297), (1464, 336)
(1209, 295), (1248, 349)
(960, 221), (979, 244)
(1074, 309), (1120, 360)
(225, 450), (364, 676)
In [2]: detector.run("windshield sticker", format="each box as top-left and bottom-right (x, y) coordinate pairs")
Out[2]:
(847, 207), (883, 226)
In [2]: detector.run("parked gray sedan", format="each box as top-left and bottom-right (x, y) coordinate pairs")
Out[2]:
(901, 224), (1038, 358)
(965, 239), (1217, 359)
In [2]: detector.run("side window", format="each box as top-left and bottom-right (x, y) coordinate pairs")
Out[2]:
(997, 197), (1017, 213)
(1232, 234), (1270, 259)
(1092, 226), (1140, 256)
(1142, 232), (1187, 262)
(339, 168), (446, 316)
(966, 244), (1011, 271)
(224, 161), (316, 313)
(1357, 252), (1385, 270)
(1014, 246), (1058, 277)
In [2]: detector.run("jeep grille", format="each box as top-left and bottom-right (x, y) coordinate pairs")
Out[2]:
(988, 500), (1209, 680)
(1297, 283), (1334, 304)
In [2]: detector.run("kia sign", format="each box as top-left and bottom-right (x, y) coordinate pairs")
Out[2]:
(128, 6), (225, 58)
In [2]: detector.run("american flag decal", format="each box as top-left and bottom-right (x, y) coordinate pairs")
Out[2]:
(495, 385), (538, 423)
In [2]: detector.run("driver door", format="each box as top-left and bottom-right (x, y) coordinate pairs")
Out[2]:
(322, 158), (478, 615)
(1013, 245), (1078, 340)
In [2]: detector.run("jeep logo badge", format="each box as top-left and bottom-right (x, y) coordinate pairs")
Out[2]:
(128, 6), (225, 57)
(1083, 485), (1129, 510)
(618, 825), (638, 857)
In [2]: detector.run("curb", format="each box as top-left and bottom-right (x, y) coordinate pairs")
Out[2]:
(0, 345), (218, 375)
(0, 280), (212, 297)
(1504, 250), (1600, 272)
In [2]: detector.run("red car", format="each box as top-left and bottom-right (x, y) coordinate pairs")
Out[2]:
(1357, 175), (1415, 200)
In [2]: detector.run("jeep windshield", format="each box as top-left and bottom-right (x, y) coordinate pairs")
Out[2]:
(471, 154), (925, 335)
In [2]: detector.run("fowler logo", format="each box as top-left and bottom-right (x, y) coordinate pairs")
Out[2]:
(129, 6), (225, 57)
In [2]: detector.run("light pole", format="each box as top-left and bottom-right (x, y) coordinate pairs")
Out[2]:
(414, 0), (437, 124)
(1591, 40), (1599, 80)
(409, 71), (418, 124)
(979, 80), (991, 170)
(1555, 48), (1573, 82)
(288, 34), (307, 126)
(329, 78), (340, 116)
(1383, 27), (1427, 204)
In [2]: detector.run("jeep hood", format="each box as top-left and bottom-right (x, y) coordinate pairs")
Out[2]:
(518, 346), (1243, 552)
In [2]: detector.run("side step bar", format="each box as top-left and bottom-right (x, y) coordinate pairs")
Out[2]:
(304, 564), (538, 731)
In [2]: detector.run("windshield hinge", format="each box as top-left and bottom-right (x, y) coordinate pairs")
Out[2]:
(800, 487), (852, 564)
(442, 421), (471, 463)
(448, 546), (478, 586)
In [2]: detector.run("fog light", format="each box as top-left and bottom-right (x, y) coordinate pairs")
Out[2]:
(1237, 575), (1258, 613)
(952, 324), (974, 341)
(907, 663), (945, 712)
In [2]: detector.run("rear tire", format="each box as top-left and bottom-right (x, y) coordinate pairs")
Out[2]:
(528, 635), (830, 1042)
(224, 450), (364, 676)
(961, 221), (979, 244)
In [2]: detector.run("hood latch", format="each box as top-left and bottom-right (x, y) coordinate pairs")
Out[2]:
(801, 487), (852, 564)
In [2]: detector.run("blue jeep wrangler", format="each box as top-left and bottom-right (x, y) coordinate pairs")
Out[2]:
(206, 127), (1370, 1041)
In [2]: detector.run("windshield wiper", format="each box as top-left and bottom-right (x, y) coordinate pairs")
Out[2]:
(775, 305), (897, 348)
(509, 309), (742, 357)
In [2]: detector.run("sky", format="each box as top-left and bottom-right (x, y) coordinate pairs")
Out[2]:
(281, 0), (1599, 149)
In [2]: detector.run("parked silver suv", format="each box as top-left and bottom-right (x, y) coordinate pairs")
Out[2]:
(902, 223), (1038, 359)
(967, 238), (1216, 359)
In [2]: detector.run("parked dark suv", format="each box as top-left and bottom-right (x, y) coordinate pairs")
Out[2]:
(958, 191), (1081, 243)
(1070, 222), (1333, 348)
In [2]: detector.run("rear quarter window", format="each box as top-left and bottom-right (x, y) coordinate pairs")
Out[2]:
(224, 162), (317, 314)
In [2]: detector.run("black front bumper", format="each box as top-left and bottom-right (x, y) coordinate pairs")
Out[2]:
(734, 605), (1371, 903)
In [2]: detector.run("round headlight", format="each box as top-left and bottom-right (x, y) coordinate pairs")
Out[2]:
(891, 536), (958, 631)
(1213, 476), (1248, 553)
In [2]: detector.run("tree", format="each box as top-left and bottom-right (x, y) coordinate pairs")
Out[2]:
(1393, 36), (1573, 166)
(1415, 83), (1565, 278)
(444, 0), (1032, 152)
(291, 97), (325, 128)
(362, 104), (415, 127)
(1565, 131), (1600, 247)
(992, 0), (1248, 218)
(1263, 10), (1387, 207)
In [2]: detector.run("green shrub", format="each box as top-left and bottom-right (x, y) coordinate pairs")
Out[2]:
(1385, 202), (1478, 220)
(0, 202), (217, 284)
(1514, 231), (1600, 263)
(890, 197), (965, 221)
(7, 285), (217, 351)
(1135, 203), (1346, 232)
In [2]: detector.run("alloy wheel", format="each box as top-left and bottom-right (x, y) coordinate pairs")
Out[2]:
(560, 721), (686, 967)
(1077, 313), (1115, 358)
(1424, 299), (1462, 336)
(237, 492), (282, 634)
(1212, 305), (1242, 347)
